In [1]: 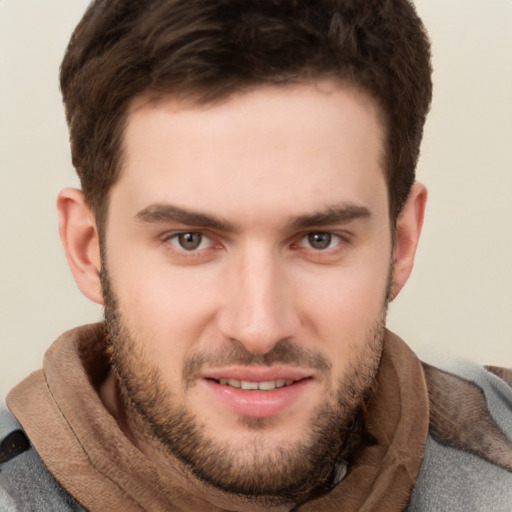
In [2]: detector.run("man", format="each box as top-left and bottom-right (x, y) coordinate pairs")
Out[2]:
(1, 0), (511, 510)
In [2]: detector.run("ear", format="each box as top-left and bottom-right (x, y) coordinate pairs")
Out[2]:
(388, 182), (427, 301)
(57, 188), (104, 305)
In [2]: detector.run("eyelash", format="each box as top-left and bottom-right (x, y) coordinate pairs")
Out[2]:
(165, 232), (213, 251)
(160, 230), (350, 259)
(160, 232), (219, 263)
(296, 232), (343, 251)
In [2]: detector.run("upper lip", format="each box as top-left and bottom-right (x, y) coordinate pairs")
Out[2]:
(200, 366), (313, 383)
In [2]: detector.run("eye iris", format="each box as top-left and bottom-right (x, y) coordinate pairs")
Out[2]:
(308, 232), (331, 250)
(178, 232), (202, 250)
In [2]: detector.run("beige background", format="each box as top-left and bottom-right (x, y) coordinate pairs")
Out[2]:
(1, 1), (511, 397)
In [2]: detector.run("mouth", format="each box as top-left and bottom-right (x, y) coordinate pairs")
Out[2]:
(209, 377), (301, 391)
(200, 370), (314, 418)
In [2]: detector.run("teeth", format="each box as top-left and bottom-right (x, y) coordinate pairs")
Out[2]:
(241, 381), (259, 390)
(258, 381), (277, 391)
(217, 378), (296, 390)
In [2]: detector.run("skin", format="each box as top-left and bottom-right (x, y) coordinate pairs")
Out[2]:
(58, 81), (426, 511)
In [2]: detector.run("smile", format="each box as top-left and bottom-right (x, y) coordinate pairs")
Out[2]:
(215, 378), (296, 390)
(202, 374), (313, 417)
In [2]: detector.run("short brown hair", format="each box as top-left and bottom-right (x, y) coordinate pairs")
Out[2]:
(60, 0), (432, 230)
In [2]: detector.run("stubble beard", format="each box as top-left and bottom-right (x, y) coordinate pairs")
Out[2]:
(100, 265), (386, 503)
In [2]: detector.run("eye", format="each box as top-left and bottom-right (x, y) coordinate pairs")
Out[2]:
(167, 232), (211, 251)
(299, 232), (342, 250)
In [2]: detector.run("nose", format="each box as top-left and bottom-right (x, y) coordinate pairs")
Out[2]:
(216, 246), (300, 355)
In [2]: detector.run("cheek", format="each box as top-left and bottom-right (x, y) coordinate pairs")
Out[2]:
(297, 259), (389, 321)
(111, 255), (223, 359)
(291, 256), (390, 360)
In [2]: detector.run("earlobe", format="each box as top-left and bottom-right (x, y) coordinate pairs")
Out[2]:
(388, 182), (427, 301)
(57, 188), (104, 305)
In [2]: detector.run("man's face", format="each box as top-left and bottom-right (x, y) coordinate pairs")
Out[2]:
(102, 82), (393, 498)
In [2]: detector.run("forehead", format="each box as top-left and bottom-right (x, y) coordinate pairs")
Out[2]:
(114, 81), (388, 226)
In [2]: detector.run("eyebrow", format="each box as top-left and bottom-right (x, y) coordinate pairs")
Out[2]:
(135, 202), (371, 232)
(289, 204), (372, 230)
(136, 203), (236, 231)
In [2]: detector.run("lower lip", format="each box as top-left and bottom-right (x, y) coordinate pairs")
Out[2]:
(203, 378), (312, 418)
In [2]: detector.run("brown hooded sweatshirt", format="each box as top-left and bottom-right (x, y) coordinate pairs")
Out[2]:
(7, 324), (429, 511)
